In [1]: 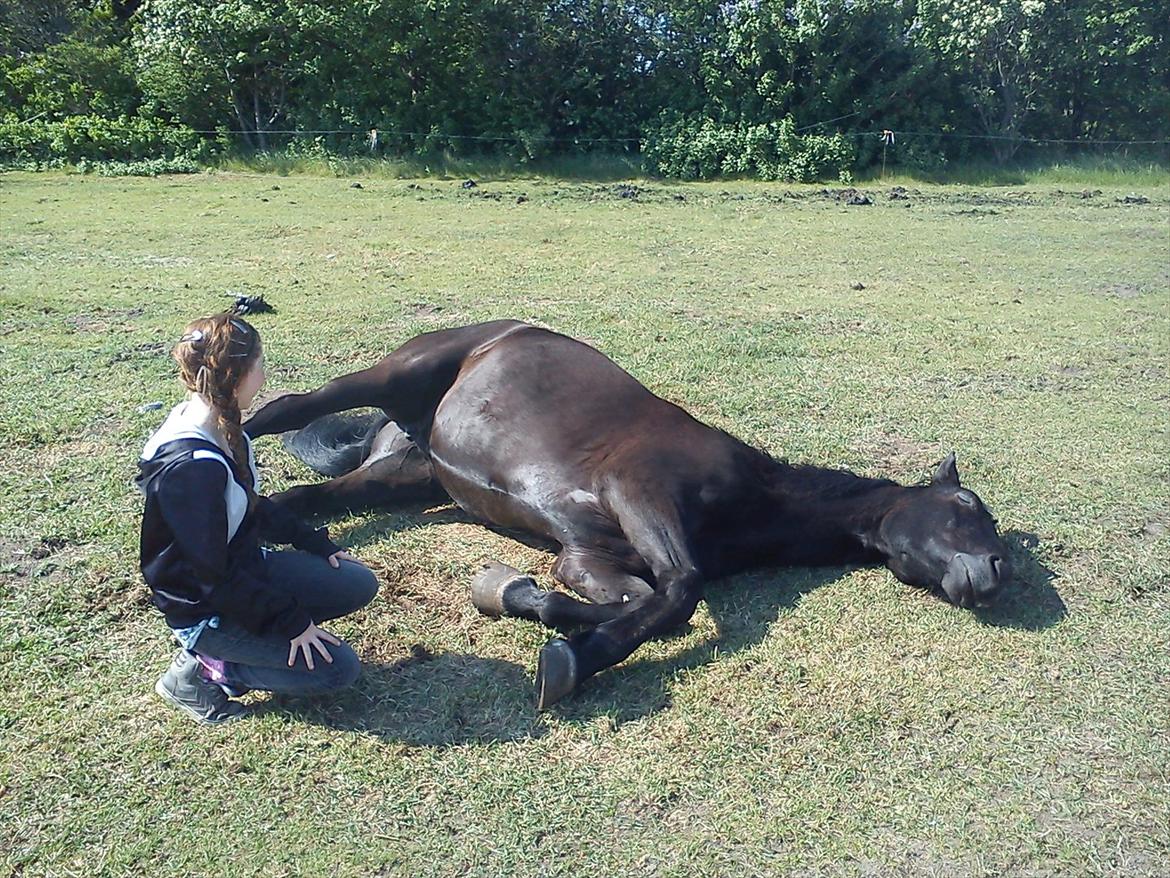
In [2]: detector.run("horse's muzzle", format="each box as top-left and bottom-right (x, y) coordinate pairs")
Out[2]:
(941, 552), (1007, 608)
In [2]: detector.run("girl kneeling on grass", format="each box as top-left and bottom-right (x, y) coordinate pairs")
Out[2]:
(137, 313), (378, 724)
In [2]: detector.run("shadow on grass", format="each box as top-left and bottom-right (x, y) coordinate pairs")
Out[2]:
(973, 529), (1066, 631)
(257, 649), (548, 746)
(558, 530), (1065, 724)
(334, 500), (564, 556)
(306, 515), (1064, 738)
(332, 500), (478, 543)
(555, 565), (844, 726)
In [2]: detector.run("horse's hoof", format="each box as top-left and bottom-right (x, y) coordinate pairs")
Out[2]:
(471, 561), (537, 617)
(536, 638), (578, 710)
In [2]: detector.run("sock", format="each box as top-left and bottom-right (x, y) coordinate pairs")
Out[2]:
(194, 652), (249, 697)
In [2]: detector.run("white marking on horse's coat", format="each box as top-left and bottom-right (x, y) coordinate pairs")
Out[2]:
(568, 489), (599, 504)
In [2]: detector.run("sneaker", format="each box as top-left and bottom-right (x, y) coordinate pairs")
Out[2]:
(193, 652), (251, 698)
(155, 650), (248, 725)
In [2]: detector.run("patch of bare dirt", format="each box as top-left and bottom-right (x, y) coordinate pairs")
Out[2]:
(409, 302), (445, 321)
(818, 187), (873, 205)
(851, 836), (978, 878)
(852, 431), (942, 480)
(109, 341), (167, 364)
(1096, 282), (1144, 299)
(1141, 509), (1168, 540)
(64, 306), (146, 333)
(1, 536), (69, 580)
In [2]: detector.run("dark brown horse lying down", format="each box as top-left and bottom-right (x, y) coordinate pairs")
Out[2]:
(244, 320), (1010, 708)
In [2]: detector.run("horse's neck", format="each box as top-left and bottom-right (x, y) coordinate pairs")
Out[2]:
(711, 456), (903, 571)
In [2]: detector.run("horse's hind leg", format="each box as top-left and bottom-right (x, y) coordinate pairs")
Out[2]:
(245, 320), (528, 439)
(470, 550), (652, 632)
(270, 422), (446, 516)
(244, 364), (392, 438)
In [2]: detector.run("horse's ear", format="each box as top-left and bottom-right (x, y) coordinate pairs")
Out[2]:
(931, 452), (960, 487)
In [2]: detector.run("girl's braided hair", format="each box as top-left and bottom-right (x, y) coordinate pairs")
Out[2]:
(172, 313), (261, 490)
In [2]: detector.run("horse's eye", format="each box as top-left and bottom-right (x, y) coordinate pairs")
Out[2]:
(956, 492), (976, 508)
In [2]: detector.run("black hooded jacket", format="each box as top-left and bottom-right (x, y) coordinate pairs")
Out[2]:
(136, 405), (340, 640)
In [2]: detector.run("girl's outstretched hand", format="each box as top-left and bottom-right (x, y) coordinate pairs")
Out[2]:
(327, 550), (362, 569)
(288, 622), (340, 670)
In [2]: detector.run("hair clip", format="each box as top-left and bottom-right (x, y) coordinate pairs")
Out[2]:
(180, 329), (205, 344)
(228, 318), (256, 356)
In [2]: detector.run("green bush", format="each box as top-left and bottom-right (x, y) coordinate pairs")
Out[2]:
(643, 112), (855, 182)
(79, 156), (201, 176)
(0, 115), (206, 164)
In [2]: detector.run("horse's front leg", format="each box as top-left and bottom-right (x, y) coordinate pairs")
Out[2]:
(470, 551), (650, 632)
(536, 567), (703, 709)
(534, 486), (704, 708)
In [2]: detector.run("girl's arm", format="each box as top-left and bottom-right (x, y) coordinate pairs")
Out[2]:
(154, 459), (313, 640)
(253, 495), (341, 558)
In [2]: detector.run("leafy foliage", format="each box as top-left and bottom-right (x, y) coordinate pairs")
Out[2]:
(0, 0), (1165, 175)
(81, 155), (201, 175)
(643, 113), (854, 181)
(0, 113), (202, 164)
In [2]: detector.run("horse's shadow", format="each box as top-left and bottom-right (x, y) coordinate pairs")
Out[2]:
(284, 514), (1064, 743)
(974, 529), (1065, 631)
(552, 531), (1064, 725)
(335, 501), (569, 555)
(553, 565), (841, 726)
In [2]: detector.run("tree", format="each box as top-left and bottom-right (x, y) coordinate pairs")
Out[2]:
(1, 2), (140, 122)
(918, 0), (1049, 161)
(0, 1), (75, 59)
(133, 1), (339, 148)
(1032, 0), (1170, 142)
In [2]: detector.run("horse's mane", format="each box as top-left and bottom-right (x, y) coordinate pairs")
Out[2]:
(725, 431), (900, 501)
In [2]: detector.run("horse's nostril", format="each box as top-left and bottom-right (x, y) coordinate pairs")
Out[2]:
(989, 555), (1003, 578)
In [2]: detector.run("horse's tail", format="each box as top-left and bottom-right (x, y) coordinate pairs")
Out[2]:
(279, 410), (391, 477)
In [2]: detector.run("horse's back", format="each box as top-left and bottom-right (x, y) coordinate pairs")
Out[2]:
(424, 323), (731, 540)
(430, 324), (667, 476)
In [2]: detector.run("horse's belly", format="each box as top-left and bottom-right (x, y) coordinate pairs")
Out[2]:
(427, 412), (590, 545)
(429, 456), (564, 538)
(424, 334), (635, 543)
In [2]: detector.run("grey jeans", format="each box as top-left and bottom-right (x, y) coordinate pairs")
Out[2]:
(193, 550), (379, 696)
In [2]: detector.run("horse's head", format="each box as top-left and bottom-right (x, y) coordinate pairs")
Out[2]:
(879, 453), (1010, 608)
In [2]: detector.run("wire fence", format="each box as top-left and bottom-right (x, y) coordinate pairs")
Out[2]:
(186, 128), (642, 144)
(184, 124), (1170, 149)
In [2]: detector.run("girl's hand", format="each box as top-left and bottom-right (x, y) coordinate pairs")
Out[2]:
(327, 549), (362, 569)
(288, 622), (340, 670)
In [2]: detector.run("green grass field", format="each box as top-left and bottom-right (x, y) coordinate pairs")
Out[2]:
(1, 170), (1168, 877)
